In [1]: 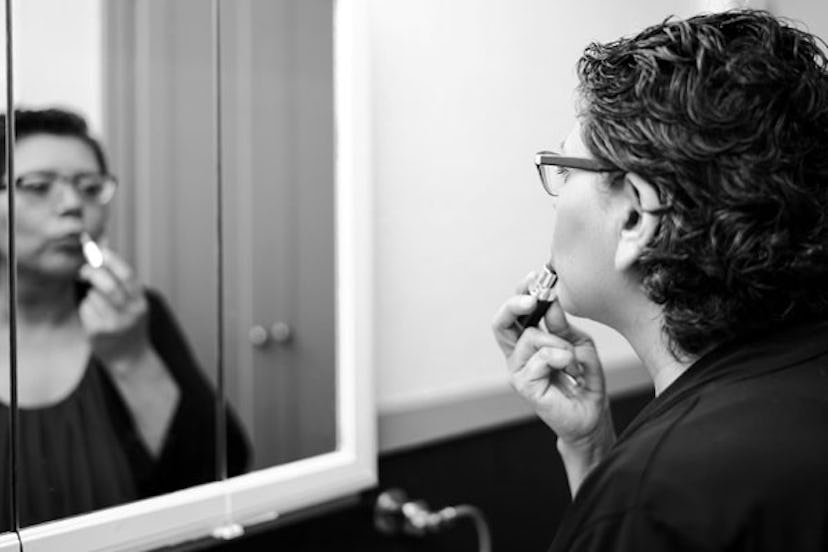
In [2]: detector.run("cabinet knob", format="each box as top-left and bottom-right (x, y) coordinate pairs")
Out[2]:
(270, 321), (293, 344)
(249, 325), (270, 348)
(249, 323), (293, 348)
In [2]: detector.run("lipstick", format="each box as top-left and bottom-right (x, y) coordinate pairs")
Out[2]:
(515, 263), (581, 387)
(515, 262), (558, 332)
(80, 232), (104, 269)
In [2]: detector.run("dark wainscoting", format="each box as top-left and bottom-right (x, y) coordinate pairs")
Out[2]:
(181, 388), (653, 552)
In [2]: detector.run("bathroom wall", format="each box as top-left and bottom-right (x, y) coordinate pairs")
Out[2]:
(369, 0), (700, 451)
(370, 0), (828, 452)
(1, 0), (103, 132)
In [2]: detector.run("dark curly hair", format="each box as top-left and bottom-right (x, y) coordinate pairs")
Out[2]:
(576, 9), (828, 358)
(1, 108), (108, 176)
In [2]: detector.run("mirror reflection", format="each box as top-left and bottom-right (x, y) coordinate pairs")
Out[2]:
(0, 0), (339, 529)
(0, 107), (250, 529)
(217, 0), (337, 470)
(0, 0), (252, 528)
(0, 0), (11, 536)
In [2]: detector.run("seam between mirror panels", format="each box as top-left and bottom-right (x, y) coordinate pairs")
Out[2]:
(2, 0), (22, 544)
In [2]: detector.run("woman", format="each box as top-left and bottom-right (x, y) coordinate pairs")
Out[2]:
(493, 10), (828, 551)
(0, 108), (249, 528)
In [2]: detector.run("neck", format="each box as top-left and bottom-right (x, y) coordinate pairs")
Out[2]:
(614, 300), (697, 396)
(0, 268), (78, 327)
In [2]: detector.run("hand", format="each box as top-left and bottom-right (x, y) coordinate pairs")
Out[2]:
(492, 272), (613, 449)
(78, 247), (151, 369)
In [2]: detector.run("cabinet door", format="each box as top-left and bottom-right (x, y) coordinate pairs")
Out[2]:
(219, 0), (337, 470)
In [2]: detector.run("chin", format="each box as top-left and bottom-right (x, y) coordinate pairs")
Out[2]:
(557, 288), (602, 322)
(556, 290), (578, 317)
(23, 260), (84, 281)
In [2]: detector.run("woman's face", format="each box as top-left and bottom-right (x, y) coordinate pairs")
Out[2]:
(0, 134), (108, 279)
(550, 122), (624, 323)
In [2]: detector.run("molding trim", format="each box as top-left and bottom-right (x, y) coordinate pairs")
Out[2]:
(379, 358), (652, 454)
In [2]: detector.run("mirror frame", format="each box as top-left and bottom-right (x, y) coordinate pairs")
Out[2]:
(14, 1), (375, 550)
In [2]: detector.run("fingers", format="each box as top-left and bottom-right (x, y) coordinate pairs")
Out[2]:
(78, 249), (143, 307)
(511, 327), (605, 394)
(508, 327), (575, 373)
(79, 289), (107, 325)
(80, 264), (129, 307)
(520, 346), (581, 393)
(543, 299), (594, 346)
(491, 294), (537, 354)
(101, 248), (132, 278)
(514, 271), (537, 295)
(79, 289), (123, 333)
(493, 270), (549, 355)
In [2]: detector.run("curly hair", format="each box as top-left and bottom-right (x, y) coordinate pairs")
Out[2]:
(1, 108), (108, 175)
(576, 9), (828, 358)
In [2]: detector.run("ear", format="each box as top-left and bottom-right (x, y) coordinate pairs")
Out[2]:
(614, 172), (661, 271)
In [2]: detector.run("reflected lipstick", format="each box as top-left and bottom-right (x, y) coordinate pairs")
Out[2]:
(80, 232), (104, 268)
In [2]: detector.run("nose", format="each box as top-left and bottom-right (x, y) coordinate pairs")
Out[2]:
(51, 178), (85, 214)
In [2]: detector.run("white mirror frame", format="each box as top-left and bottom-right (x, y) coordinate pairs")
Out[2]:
(15, 1), (375, 550)
(0, 535), (18, 552)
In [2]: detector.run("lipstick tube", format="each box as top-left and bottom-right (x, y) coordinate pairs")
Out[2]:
(515, 263), (558, 332)
(80, 232), (104, 269)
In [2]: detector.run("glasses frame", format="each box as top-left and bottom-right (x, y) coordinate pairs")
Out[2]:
(2, 171), (119, 205)
(534, 150), (618, 196)
(534, 150), (673, 214)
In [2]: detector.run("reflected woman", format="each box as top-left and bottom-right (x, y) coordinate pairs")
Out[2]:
(0, 108), (249, 528)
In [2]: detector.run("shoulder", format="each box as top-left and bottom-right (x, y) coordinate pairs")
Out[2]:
(632, 380), (827, 530)
(142, 287), (170, 315)
(559, 381), (828, 551)
(653, 376), (828, 476)
(141, 287), (185, 334)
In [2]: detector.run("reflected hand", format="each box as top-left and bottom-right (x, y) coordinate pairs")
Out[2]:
(78, 248), (151, 368)
(491, 273), (613, 449)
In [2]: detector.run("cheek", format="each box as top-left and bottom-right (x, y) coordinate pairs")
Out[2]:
(82, 207), (108, 234)
(551, 200), (614, 317)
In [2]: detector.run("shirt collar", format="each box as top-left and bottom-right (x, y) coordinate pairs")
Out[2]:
(617, 317), (828, 443)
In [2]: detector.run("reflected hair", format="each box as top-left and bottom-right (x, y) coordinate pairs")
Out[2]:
(0, 108), (108, 175)
(576, 9), (828, 358)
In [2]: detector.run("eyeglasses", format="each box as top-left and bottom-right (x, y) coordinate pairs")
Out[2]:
(534, 150), (673, 214)
(1, 171), (118, 205)
(534, 150), (619, 197)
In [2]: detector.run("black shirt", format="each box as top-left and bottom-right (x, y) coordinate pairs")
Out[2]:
(0, 289), (250, 529)
(549, 319), (828, 552)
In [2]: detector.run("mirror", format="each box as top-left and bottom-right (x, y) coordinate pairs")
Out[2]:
(215, 0), (337, 470)
(1, 0), (341, 533)
(3, 0), (231, 528)
(0, 0), (14, 540)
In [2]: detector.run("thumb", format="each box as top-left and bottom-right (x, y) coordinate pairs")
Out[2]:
(543, 299), (576, 341)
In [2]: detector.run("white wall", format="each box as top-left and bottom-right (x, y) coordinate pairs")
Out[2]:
(369, 0), (705, 413)
(368, 0), (828, 420)
(0, 0), (102, 134)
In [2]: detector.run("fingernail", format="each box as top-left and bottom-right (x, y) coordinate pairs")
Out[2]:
(547, 348), (574, 364)
(519, 295), (535, 308)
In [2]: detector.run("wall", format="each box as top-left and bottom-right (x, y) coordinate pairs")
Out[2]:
(369, 0), (698, 448)
(0, 0), (102, 134)
(368, 0), (828, 450)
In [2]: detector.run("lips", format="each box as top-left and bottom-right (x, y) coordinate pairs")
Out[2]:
(48, 234), (84, 252)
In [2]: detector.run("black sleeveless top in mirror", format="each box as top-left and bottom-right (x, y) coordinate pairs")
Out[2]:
(0, 289), (250, 530)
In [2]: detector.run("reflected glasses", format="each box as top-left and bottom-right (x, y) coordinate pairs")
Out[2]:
(1, 171), (118, 205)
